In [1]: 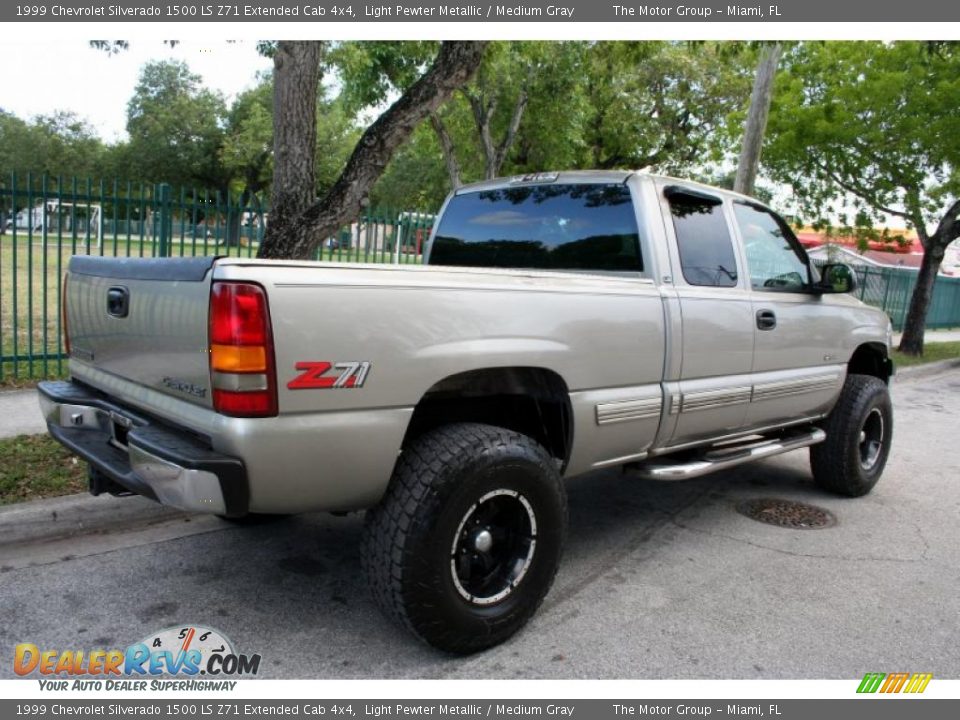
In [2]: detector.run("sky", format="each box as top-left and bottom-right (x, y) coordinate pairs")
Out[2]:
(0, 36), (915, 232)
(2, 39), (273, 142)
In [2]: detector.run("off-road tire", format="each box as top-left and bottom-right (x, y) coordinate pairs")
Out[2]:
(810, 373), (893, 497)
(362, 422), (567, 654)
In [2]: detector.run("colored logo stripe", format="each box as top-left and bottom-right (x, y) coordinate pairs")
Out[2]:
(880, 672), (909, 693)
(857, 673), (885, 693)
(857, 672), (932, 694)
(904, 673), (934, 693)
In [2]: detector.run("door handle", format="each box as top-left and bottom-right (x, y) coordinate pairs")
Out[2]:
(756, 309), (777, 330)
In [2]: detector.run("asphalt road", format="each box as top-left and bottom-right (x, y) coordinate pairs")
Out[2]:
(2, 370), (958, 680)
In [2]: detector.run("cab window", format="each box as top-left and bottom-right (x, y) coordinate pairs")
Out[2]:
(429, 184), (643, 273)
(666, 188), (738, 288)
(734, 202), (810, 291)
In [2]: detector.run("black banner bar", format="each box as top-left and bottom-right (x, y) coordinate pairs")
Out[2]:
(3, 699), (960, 720)
(2, 0), (959, 23)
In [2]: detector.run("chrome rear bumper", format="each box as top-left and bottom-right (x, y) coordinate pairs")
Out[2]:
(38, 380), (248, 516)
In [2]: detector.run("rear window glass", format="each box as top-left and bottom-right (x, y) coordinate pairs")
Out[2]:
(428, 184), (643, 272)
(667, 191), (738, 288)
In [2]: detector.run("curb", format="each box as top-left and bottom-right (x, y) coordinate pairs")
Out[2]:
(0, 491), (189, 549)
(893, 358), (960, 381)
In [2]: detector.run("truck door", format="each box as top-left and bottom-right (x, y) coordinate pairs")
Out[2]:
(658, 185), (755, 448)
(732, 201), (847, 428)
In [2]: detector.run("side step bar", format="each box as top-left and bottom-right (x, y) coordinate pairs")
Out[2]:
(629, 427), (826, 481)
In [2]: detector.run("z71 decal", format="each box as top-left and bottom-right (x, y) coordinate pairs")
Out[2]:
(287, 361), (371, 390)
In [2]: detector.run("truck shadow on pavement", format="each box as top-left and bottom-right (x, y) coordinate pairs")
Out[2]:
(1, 454), (844, 679)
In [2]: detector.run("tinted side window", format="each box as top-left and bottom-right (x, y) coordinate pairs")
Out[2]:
(667, 192), (738, 288)
(429, 184), (642, 272)
(734, 202), (810, 291)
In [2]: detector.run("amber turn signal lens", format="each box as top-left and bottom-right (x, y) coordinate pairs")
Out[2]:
(210, 344), (267, 373)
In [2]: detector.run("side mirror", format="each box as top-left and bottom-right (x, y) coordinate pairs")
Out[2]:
(816, 263), (858, 294)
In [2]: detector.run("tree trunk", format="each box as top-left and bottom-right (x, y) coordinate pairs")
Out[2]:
(224, 187), (252, 248)
(734, 43), (782, 197)
(261, 41), (324, 253)
(467, 71), (531, 181)
(429, 112), (462, 189)
(259, 41), (487, 260)
(898, 200), (960, 355)
(898, 244), (944, 356)
(467, 94), (498, 180)
(490, 81), (529, 179)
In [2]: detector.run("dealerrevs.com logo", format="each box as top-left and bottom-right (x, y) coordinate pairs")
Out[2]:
(15, 625), (260, 691)
(857, 672), (933, 694)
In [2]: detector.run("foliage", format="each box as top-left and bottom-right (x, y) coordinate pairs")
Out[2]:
(331, 41), (438, 113)
(125, 60), (229, 190)
(0, 110), (106, 180)
(314, 95), (362, 197)
(764, 41), (960, 353)
(369, 41), (750, 203)
(220, 78), (273, 196)
(369, 122), (451, 209)
(765, 41), (960, 235)
(258, 41), (488, 259)
(581, 42), (752, 172)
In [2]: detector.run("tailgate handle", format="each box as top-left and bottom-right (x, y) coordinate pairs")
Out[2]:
(106, 286), (130, 318)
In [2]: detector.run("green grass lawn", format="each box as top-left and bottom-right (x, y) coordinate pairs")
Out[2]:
(892, 341), (960, 367)
(0, 433), (86, 505)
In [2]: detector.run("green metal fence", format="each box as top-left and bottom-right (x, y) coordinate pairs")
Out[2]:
(813, 260), (960, 332)
(0, 174), (435, 381)
(5, 173), (959, 382)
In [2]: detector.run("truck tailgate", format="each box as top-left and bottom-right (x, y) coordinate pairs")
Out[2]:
(65, 256), (215, 408)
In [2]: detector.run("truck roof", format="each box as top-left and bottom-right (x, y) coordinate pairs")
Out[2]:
(455, 170), (634, 193)
(454, 171), (763, 206)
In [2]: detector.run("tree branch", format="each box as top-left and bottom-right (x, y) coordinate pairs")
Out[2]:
(816, 161), (914, 222)
(491, 67), (533, 178)
(258, 41), (487, 260)
(932, 198), (960, 247)
(429, 111), (462, 190)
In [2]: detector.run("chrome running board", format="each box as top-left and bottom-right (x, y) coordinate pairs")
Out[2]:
(629, 427), (826, 481)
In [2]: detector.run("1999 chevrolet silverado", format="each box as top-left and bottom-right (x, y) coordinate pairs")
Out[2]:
(39, 171), (894, 653)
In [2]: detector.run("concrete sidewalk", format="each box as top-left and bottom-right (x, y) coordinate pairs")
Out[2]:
(893, 328), (960, 344)
(0, 388), (47, 439)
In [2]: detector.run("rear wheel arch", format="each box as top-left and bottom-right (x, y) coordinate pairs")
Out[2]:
(401, 367), (574, 471)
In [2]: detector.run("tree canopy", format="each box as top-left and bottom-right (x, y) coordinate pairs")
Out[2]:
(765, 41), (960, 353)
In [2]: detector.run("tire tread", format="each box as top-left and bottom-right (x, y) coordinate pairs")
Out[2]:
(810, 373), (892, 497)
(362, 422), (565, 653)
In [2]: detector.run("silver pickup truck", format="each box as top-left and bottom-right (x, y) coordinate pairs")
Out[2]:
(39, 171), (894, 653)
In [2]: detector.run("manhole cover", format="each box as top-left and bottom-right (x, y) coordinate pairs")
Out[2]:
(736, 498), (836, 530)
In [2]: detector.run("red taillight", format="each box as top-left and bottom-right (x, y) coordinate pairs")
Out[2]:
(209, 281), (277, 418)
(210, 283), (269, 346)
(62, 274), (71, 357)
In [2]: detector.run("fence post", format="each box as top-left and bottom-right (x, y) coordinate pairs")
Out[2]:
(157, 183), (172, 258)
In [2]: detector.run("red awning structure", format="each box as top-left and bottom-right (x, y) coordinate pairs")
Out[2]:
(795, 229), (922, 255)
